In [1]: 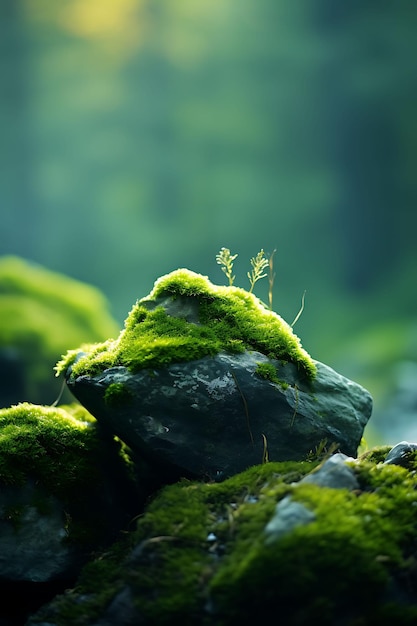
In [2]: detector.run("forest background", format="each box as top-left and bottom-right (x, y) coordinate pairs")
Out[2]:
(1, 0), (417, 445)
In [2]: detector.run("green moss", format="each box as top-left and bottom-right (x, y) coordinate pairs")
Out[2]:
(57, 269), (316, 380)
(103, 382), (134, 408)
(0, 256), (117, 336)
(0, 402), (137, 546)
(210, 460), (417, 625)
(255, 361), (288, 389)
(150, 268), (215, 298)
(0, 255), (119, 405)
(0, 402), (99, 491)
(35, 453), (417, 625)
(358, 445), (392, 464)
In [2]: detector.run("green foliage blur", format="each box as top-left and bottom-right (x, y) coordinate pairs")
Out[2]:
(1, 1), (417, 442)
(0, 256), (119, 406)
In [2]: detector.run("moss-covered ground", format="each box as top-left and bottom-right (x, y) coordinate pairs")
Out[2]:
(30, 449), (417, 625)
(56, 268), (316, 381)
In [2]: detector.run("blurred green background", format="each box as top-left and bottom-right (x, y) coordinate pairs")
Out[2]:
(1, 0), (417, 444)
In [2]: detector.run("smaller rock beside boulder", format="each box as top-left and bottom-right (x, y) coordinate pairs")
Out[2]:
(0, 402), (143, 623)
(300, 451), (359, 490)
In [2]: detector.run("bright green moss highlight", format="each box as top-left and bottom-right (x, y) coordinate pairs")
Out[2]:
(255, 361), (280, 383)
(0, 402), (99, 491)
(57, 269), (316, 380)
(31, 453), (417, 625)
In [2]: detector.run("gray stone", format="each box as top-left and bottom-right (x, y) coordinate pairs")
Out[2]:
(265, 453), (359, 544)
(384, 441), (417, 467)
(300, 452), (359, 490)
(264, 495), (316, 542)
(67, 350), (372, 480)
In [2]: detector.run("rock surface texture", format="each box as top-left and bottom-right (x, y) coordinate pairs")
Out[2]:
(67, 352), (372, 479)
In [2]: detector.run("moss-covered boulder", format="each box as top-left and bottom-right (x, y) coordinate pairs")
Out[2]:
(57, 269), (372, 479)
(27, 446), (417, 625)
(0, 402), (146, 624)
(0, 256), (119, 406)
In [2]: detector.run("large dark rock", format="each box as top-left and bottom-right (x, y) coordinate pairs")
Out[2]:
(67, 350), (372, 480)
(56, 269), (372, 479)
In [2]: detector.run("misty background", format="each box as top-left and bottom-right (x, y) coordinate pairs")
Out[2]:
(1, 0), (417, 445)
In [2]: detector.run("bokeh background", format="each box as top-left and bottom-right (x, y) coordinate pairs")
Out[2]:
(1, 0), (417, 445)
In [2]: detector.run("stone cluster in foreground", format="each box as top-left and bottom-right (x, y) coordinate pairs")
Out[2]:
(2, 268), (412, 624)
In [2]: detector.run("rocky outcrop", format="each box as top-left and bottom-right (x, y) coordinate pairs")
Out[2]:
(0, 268), (383, 624)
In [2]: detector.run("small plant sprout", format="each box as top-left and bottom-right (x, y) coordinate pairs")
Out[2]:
(216, 247), (238, 286)
(268, 249), (276, 310)
(247, 249), (269, 294)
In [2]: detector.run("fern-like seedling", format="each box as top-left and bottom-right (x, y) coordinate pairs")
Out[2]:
(216, 247), (238, 286)
(247, 249), (269, 293)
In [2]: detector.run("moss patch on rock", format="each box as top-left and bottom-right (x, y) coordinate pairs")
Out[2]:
(103, 382), (134, 408)
(0, 403), (98, 492)
(57, 269), (316, 381)
(254, 361), (288, 389)
(29, 450), (417, 625)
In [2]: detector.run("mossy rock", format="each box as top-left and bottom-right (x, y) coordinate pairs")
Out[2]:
(0, 402), (142, 583)
(56, 268), (316, 380)
(56, 270), (371, 479)
(28, 449), (417, 625)
(0, 256), (119, 406)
